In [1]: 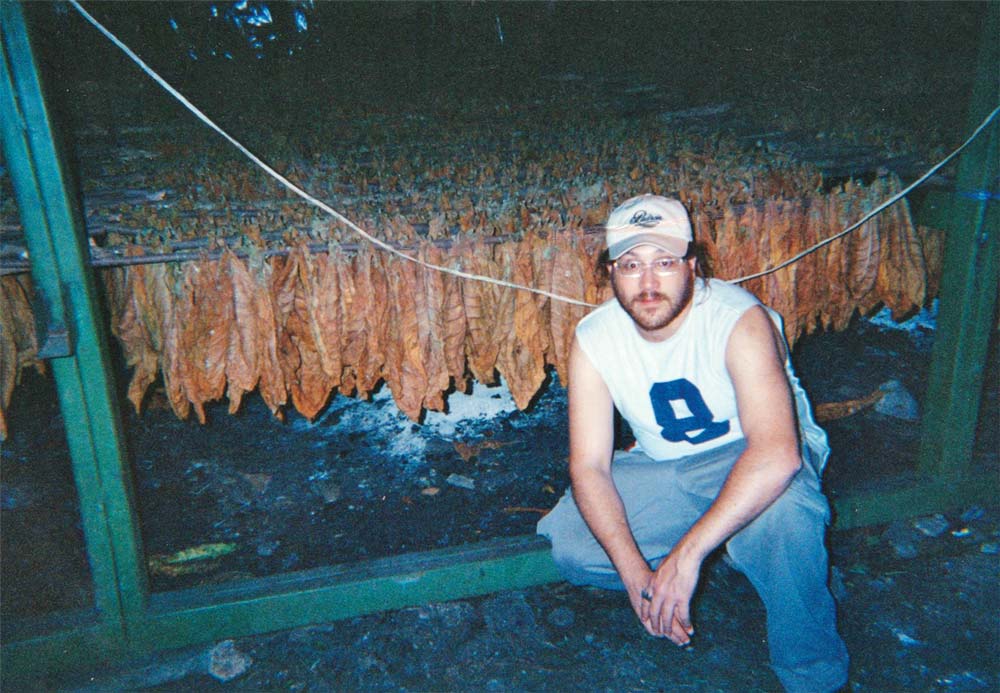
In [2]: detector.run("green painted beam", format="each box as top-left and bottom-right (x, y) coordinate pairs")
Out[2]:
(830, 472), (999, 531)
(135, 535), (562, 653)
(0, 0), (147, 645)
(0, 11), (70, 357)
(918, 4), (999, 478)
(1, 611), (124, 688)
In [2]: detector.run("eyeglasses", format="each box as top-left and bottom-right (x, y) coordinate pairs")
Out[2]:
(611, 257), (684, 277)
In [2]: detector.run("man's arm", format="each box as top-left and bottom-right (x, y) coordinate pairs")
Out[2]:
(566, 337), (659, 633)
(645, 305), (803, 644)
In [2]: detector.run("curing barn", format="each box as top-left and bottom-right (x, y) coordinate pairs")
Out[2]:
(1, 2), (997, 690)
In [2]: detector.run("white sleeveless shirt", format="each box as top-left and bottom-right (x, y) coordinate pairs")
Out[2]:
(575, 278), (829, 474)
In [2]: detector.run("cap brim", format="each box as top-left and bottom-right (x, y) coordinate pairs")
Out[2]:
(608, 233), (689, 260)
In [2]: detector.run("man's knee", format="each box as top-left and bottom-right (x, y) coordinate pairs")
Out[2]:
(728, 480), (830, 560)
(550, 541), (598, 585)
(543, 521), (623, 590)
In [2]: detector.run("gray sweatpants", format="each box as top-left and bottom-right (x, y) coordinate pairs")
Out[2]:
(537, 439), (849, 693)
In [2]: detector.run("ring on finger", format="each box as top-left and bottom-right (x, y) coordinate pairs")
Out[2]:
(640, 589), (653, 601)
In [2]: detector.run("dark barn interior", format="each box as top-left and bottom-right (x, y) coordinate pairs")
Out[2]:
(1, 1), (997, 690)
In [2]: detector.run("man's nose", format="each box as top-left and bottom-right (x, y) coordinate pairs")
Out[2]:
(639, 264), (660, 289)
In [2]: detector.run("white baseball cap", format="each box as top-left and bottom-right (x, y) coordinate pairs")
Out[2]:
(605, 194), (692, 259)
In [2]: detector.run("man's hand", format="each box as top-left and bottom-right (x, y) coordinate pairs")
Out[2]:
(622, 566), (658, 636)
(641, 550), (701, 646)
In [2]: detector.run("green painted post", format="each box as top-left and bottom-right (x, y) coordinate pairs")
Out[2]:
(918, 5), (999, 479)
(0, 0), (147, 660)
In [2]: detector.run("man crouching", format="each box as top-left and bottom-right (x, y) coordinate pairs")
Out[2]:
(538, 194), (849, 692)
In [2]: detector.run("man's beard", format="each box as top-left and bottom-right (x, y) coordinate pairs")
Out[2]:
(612, 272), (695, 333)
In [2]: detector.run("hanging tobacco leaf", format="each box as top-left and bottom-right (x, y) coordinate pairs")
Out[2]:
(224, 251), (260, 414)
(441, 239), (469, 392)
(496, 239), (547, 410)
(415, 243), (450, 412)
(462, 238), (503, 384)
(0, 275), (41, 440)
(297, 244), (343, 383)
(383, 254), (428, 421)
(286, 248), (337, 420)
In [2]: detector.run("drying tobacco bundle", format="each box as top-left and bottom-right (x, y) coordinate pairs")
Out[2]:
(91, 176), (937, 428)
(0, 174), (943, 437)
(0, 275), (43, 439)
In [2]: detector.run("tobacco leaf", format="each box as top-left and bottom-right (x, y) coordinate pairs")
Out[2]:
(814, 388), (886, 422)
(548, 231), (590, 386)
(526, 232), (552, 362)
(496, 240), (547, 410)
(0, 282), (18, 439)
(256, 261), (287, 416)
(415, 243), (450, 412)
(441, 239), (469, 391)
(7, 161), (949, 437)
(875, 183), (925, 319)
(792, 203), (820, 341)
(286, 248), (337, 420)
(224, 251), (260, 414)
(716, 206), (754, 282)
(462, 238), (503, 384)
(764, 200), (798, 344)
(690, 210), (721, 278)
(204, 260), (233, 418)
(0, 275), (41, 440)
(355, 249), (390, 397)
(272, 253), (302, 417)
(918, 225), (945, 301)
(175, 262), (205, 416)
(336, 248), (364, 396)
(114, 256), (159, 413)
(818, 196), (852, 333)
(384, 254), (428, 421)
(885, 189), (928, 314)
(176, 260), (232, 424)
(578, 233), (610, 309)
(844, 184), (881, 310)
(155, 264), (189, 421)
(297, 245), (342, 382)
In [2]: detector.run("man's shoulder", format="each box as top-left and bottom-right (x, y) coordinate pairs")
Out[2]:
(574, 299), (629, 364)
(576, 298), (625, 333)
(696, 278), (762, 316)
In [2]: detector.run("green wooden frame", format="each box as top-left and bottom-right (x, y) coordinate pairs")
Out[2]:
(1, 1), (997, 684)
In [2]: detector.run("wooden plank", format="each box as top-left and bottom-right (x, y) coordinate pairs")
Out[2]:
(831, 472), (1000, 531)
(0, 612), (124, 687)
(134, 535), (561, 653)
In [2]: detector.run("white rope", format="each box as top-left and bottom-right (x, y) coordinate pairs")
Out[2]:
(727, 104), (1000, 284)
(67, 0), (598, 308)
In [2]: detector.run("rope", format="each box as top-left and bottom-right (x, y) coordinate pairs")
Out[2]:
(67, 0), (598, 308)
(727, 104), (1000, 284)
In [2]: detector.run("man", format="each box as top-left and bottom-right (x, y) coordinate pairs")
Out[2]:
(538, 194), (849, 692)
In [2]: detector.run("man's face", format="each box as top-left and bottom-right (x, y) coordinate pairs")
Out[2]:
(610, 245), (696, 341)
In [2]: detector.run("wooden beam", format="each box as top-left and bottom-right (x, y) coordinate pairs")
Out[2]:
(0, 0), (148, 647)
(918, 4), (999, 478)
(0, 611), (124, 688)
(135, 535), (561, 653)
(830, 472), (999, 531)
